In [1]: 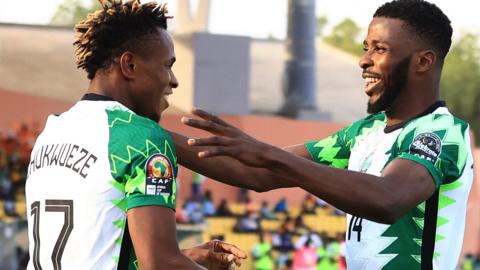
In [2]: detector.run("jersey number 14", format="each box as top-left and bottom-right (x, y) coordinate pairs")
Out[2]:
(348, 216), (363, 242)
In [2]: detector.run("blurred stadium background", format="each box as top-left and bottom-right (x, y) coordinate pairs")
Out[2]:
(1, 0), (479, 269)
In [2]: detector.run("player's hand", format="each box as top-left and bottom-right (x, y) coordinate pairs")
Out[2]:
(184, 239), (247, 269)
(182, 108), (279, 168)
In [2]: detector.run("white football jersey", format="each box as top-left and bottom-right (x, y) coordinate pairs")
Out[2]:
(306, 102), (473, 269)
(26, 94), (177, 269)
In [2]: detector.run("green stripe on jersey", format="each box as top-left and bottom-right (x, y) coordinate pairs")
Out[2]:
(106, 108), (178, 267)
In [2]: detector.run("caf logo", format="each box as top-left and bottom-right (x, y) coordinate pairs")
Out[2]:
(145, 153), (174, 196)
(148, 154), (172, 178)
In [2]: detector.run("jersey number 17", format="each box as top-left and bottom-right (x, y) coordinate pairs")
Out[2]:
(30, 200), (74, 270)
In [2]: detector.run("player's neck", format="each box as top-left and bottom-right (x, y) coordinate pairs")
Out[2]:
(384, 80), (439, 126)
(385, 95), (439, 126)
(87, 75), (133, 109)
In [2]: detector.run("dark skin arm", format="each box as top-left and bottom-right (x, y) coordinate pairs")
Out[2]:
(180, 109), (436, 224)
(181, 240), (247, 269)
(128, 206), (247, 270)
(128, 206), (205, 270)
(171, 131), (295, 192)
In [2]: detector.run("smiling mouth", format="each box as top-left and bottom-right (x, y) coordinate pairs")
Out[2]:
(365, 78), (380, 95)
(160, 94), (171, 110)
(362, 73), (382, 96)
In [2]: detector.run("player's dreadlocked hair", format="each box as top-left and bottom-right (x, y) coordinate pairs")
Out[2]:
(74, 0), (171, 79)
(374, 0), (452, 61)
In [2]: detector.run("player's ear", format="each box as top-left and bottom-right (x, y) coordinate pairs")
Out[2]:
(119, 51), (136, 80)
(415, 50), (436, 73)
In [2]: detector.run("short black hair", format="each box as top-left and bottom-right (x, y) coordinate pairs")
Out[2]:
(74, 0), (171, 79)
(374, 0), (452, 60)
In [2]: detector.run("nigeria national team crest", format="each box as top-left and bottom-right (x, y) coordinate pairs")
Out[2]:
(409, 132), (442, 164)
(145, 153), (174, 196)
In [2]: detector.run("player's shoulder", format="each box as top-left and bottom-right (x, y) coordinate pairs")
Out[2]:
(402, 107), (469, 138)
(105, 106), (176, 164)
(344, 112), (387, 138)
(105, 106), (171, 142)
(394, 107), (470, 160)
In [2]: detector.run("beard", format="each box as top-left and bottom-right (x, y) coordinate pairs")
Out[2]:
(367, 54), (412, 114)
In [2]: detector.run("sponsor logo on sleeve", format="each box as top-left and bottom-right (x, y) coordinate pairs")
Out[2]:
(409, 132), (442, 164)
(145, 153), (174, 196)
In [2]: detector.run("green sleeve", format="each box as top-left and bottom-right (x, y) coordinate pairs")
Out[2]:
(304, 125), (352, 169)
(107, 109), (177, 211)
(394, 114), (469, 187)
(304, 113), (386, 169)
(124, 130), (177, 211)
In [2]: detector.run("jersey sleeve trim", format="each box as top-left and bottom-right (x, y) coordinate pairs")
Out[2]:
(305, 141), (319, 162)
(397, 153), (442, 187)
(126, 196), (175, 211)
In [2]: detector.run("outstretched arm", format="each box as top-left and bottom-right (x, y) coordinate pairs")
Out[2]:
(170, 113), (308, 192)
(182, 109), (436, 224)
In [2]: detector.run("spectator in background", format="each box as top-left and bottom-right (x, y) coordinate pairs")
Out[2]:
(245, 196), (258, 213)
(475, 255), (480, 270)
(0, 134), (20, 217)
(462, 254), (475, 270)
(233, 208), (260, 233)
(184, 196), (199, 213)
(184, 197), (205, 224)
(189, 202), (205, 224)
(3, 133), (20, 167)
(292, 235), (317, 270)
(1, 164), (17, 217)
(184, 196), (205, 224)
(10, 163), (26, 198)
(16, 123), (35, 147)
(301, 194), (317, 215)
(0, 123), (41, 219)
(272, 216), (295, 268)
(216, 198), (234, 217)
(202, 190), (216, 216)
(273, 197), (288, 213)
(237, 187), (249, 203)
(0, 133), (6, 165)
(326, 235), (341, 269)
(315, 197), (328, 209)
(294, 214), (310, 234)
(0, 148), (8, 182)
(191, 172), (205, 200)
(16, 123), (36, 167)
(252, 231), (274, 270)
(325, 204), (345, 216)
(175, 202), (189, 223)
(316, 246), (335, 270)
(336, 232), (347, 270)
(294, 231), (322, 250)
(259, 200), (277, 220)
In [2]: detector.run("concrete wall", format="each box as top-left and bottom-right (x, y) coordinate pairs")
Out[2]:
(0, 88), (72, 131)
(193, 33), (250, 115)
(0, 24), (87, 102)
(0, 24), (366, 122)
(172, 32), (250, 115)
(250, 38), (367, 122)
